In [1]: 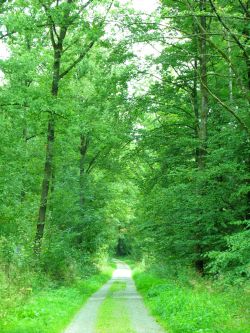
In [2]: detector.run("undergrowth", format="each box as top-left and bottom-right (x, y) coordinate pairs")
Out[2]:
(133, 265), (250, 333)
(0, 263), (112, 333)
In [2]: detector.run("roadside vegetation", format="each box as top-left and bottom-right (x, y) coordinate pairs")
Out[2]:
(0, 264), (112, 333)
(133, 264), (250, 333)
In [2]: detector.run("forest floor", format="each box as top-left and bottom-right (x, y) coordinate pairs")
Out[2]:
(64, 260), (165, 333)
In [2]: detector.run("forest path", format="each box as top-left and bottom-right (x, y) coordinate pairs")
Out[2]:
(63, 261), (166, 333)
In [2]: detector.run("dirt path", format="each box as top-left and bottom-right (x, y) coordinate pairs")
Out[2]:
(62, 279), (113, 333)
(63, 261), (166, 333)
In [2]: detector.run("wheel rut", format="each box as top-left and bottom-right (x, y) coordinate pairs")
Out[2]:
(63, 261), (166, 333)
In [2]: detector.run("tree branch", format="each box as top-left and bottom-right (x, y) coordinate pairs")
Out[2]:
(41, 2), (59, 44)
(203, 83), (250, 135)
(86, 150), (102, 174)
(208, 0), (249, 60)
(0, 31), (16, 39)
(59, 40), (95, 78)
(26, 132), (46, 141)
(238, 0), (249, 15)
(81, 0), (95, 10)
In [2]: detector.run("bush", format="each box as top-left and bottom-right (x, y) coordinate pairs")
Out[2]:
(208, 221), (250, 284)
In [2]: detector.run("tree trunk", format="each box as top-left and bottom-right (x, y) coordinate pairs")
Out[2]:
(242, 0), (250, 91)
(194, 0), (209, 274)
(34, 0), (95, 251)
(35, 117), (55, 250)
(35, 47), (61, 252)
(79, 134), (89, 208)
(227, 34), (233, 102)
(193, 44), (200, 164)
(241, 1), (250, 220)
(20, 127), (28, 202)
(198, 0), (208, 170)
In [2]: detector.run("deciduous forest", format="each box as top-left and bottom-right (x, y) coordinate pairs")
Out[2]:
(0, 0), (249, 332)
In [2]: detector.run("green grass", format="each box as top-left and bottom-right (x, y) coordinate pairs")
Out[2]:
(0, 266), (112, 333)
(95, 281), (135, 333)
(134, 268), (250, 333)
(109, 281), (127, 293)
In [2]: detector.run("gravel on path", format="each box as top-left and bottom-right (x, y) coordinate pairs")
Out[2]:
(115, 261), (165, 333)
(63, 261), (166, 333)
(63, 279), (112, 333)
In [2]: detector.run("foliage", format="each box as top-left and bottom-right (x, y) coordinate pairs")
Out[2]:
(134, 266), (250, 333)
(127, 0), (250, 282)
(0, 264), (112, 333)
(0, 0), (249, 330)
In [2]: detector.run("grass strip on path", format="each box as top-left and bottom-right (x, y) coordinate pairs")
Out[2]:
(95, 281), (136, 333)
(0, 266), (112, 333)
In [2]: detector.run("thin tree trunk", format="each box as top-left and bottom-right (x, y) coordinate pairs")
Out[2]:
(194, 0), (209, 274)
(227, 35), (233, 102)
(242, 1), (250, 92)
(79, 134), (89, 208)
(242, 1), (250, 220)
(20, 127), (28, 202)
(193, 34), (200, 164)
(198, 0), (208, 170)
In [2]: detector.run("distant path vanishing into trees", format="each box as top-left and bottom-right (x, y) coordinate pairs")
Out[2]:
(63, 261), (165, 333)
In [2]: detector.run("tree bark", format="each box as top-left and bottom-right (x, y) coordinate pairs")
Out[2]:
(192, 22), (200, 164)
(35, 117), (55, 250)
(35, 46), (61, 252)
(79, 134), (89, 208)
(242, 0), (250, 221)
(227, 34), (233, 102)
(194, 0), (209, 274)
(198, 0), (208, 170)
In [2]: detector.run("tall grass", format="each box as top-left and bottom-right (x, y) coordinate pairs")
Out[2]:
(0, 265), (112, 333)
(134, 267), (250, 333)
